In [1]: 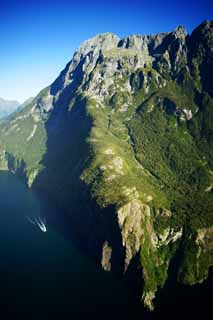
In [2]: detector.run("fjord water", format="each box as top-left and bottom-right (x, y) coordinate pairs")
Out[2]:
(1, 171), (212, 320)
(0, 172), (136, 318)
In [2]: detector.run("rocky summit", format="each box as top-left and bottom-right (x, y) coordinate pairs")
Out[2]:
(0, 20), (213, 310)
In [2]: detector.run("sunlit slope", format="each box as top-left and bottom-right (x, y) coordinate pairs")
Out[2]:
(0, 21), (213, 310)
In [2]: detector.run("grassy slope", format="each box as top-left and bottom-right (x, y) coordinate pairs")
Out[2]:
(0, 27), (213, 309)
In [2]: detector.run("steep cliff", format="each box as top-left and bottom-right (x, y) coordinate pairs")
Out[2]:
(0, 20), (213, 310)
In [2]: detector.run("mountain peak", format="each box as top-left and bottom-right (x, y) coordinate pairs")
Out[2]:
(191, 19), (213, 36)
(200, 19), (212, 28)
(173, 25), (187, 39)
(77, 32), (120, 56)
(1, 21), (213, 312)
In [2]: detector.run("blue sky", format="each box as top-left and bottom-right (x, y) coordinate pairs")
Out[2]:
(0, 0), (212, 103)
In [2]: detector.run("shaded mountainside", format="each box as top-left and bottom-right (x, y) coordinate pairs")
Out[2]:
(0, 20), (213, 310)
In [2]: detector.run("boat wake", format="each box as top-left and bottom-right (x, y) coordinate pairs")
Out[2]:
(26, 216), (47, 232)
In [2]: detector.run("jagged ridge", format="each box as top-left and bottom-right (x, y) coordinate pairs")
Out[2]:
(0, 20), (213, 310)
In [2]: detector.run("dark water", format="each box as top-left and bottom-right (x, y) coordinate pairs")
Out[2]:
(0, 172), (212, 320)
(0, 172), (140, 319)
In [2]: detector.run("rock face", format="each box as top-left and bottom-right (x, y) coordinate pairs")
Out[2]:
(0, 20), (213, 310)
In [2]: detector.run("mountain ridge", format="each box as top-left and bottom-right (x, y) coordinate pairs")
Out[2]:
(0, 20), (213, 311)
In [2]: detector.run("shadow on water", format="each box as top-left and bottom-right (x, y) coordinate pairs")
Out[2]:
(0, 92), (142, 318)
(32, 91), (129, 275)
(0, 172), (144, 320)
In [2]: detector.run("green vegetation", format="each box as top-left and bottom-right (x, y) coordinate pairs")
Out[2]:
(0, 20), (213, 310)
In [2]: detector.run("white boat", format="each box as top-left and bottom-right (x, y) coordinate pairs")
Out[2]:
(26, 216), (47, 232)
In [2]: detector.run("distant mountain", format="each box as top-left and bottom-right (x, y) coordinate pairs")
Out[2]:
(0, 98), (20, 119)
(20, 97), (34, 109)
(0, 20), (213, 312)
